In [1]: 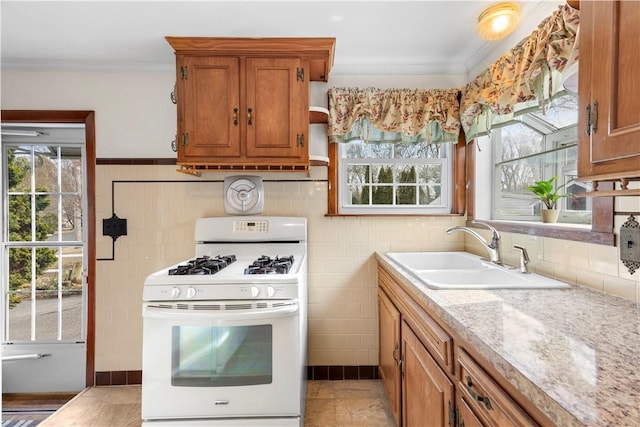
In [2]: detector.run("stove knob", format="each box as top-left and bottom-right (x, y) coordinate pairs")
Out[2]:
(251, 286), (260, 298)
(267, 286), (276, 297)
(170, 287), (181, 299)
(186, 286), (197, 299)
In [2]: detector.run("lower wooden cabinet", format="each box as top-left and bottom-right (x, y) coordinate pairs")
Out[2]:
(379, 289), (401, 426)
(378, 264), (548, 427)
(457, 350), (538, 427)
(402, 321), (454, 427)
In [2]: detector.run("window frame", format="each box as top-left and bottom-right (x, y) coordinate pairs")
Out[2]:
(327, 131), (467, 217)
(466, 138), (614, 246)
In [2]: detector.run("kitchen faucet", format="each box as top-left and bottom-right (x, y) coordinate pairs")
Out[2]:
(445, 220), (502, 265)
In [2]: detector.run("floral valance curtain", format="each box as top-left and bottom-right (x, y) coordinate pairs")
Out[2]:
(460, 4), (580, 141)
(328, 87), (461, 144)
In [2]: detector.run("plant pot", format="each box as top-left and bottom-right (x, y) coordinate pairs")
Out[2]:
(541, 209), (560, 223)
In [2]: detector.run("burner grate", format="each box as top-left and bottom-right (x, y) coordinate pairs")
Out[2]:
(244, 255), (294, 275)
(168, 255), (236, 276)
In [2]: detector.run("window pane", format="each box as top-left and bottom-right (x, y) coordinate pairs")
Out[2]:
(7, 147), (31, 192)
(531, 93), (578, 129)
(344, 140), (368, 159)
(348, 185), (368, 205)
(418, 164), (442, 185)
(36, 193), (57, 241)
(371, 185), (393, 204)
(61, 194), (82, 241)
(347, 165), (370, 184)
(8, 195), (32, 241)
(396, 186), (416, 205)
(499, 124), (543, 162)
(35, 145), (59, 193)
(372, 165), (393, 183)
(7, 292), (32, 341)
(397, 165), (417, 184)
(62, 291), (83, 340)
(369, 143), (393, 159)
(419, 185), (441, 205)
(35, 290), (59, 341)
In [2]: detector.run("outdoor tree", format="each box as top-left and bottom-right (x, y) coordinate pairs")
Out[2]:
(7, 148), (57, 307)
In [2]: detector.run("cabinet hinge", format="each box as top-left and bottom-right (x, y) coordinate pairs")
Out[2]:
(296, 67), (304, 82)
(181, 133), (189, 146)
(180, 66), (188, 80)
(448, 401), (457, 427)
(296, 133), (305, 147)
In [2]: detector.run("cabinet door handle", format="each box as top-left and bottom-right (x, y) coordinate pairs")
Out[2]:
(465, 376), (493, 410)
(591, 100), (598, 134)
(392, 343), (399, 362)
(585, 103), (592, 136)
(247, 108), (253, 125)
(233, 107), (239, 126)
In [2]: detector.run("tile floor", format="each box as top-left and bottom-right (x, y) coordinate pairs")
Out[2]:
(37, 380), (395, 427)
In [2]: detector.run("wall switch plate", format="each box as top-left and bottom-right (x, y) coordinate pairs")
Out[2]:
(620, 215), (640, 275)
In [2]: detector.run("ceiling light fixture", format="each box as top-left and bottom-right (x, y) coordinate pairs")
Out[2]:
(477, 2), (521, 41)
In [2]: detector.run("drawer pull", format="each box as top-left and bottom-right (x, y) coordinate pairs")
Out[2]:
(466, 375), (493, 410)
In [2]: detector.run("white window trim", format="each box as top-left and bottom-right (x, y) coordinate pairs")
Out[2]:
(337, 142), (453, 215)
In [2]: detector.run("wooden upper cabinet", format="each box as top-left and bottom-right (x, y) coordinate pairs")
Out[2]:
(578, 0), (640, 187)
(178, 56), (241, 161)
(245, 57), (307, 161)
(166, 37), (335, 174)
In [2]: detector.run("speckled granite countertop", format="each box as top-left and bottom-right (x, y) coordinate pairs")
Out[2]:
(376, 253), (640, 427)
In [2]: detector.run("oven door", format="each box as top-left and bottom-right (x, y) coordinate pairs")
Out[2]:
(141, 301), (302, 420)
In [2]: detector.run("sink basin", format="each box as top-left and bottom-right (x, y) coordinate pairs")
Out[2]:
(386, 251), (486, 270)
(386, 251), (571, 290)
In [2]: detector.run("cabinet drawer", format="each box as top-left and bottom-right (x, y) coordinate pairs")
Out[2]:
(458, 349), (538, 427)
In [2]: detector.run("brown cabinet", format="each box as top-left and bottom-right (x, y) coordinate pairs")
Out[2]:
(457, 350), (538, 427)
(379, 289), (401, 426)
(378, 263), (549, 427)
(166, 37), (335, 174)
(401, 321), (453, 427)
(578, 0), (640, 194)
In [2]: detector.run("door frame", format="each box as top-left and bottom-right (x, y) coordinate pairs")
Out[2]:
(2, 110), (96, 387)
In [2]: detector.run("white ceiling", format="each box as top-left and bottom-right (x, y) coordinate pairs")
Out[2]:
(1, 0), (564, 78)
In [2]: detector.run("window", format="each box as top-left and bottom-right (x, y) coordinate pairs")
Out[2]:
(2, 129), (86, 342)
(338, 139), (452, 214)
(476, 92), (591, 225)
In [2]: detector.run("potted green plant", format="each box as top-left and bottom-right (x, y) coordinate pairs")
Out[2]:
(527, 176), (567, 223)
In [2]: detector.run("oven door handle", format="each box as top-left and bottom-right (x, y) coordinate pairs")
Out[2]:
(143, 303), (299, 321)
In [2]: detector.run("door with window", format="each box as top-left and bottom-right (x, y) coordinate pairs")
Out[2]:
(1, 123), (88, 392)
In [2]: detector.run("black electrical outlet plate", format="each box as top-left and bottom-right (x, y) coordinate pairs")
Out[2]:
(103, 214), (127, 241)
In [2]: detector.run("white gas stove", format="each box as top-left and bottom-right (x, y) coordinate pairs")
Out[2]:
(141, 216), (308, 427)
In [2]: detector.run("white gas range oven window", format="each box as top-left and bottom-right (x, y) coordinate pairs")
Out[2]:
(172, 324), (272, 386)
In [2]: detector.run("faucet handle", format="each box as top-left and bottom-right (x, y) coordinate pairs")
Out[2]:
(513, 245), (530, 273)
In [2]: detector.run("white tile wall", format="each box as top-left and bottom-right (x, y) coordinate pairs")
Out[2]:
(94, 164), (640, 372)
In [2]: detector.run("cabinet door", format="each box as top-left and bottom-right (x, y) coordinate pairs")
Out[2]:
(578, 0), (640, 179)
(401, 321), (453, 427)
(245, 57), (307, 161)
(379, 290), (401, 426)
(179, 56), (241, 161)
(457, 393), (486, 427)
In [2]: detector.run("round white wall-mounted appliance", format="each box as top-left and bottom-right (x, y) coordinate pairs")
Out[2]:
(223, 175), (264, 215)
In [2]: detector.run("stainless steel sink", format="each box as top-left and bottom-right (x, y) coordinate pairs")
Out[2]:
(386, 251), (571, 290)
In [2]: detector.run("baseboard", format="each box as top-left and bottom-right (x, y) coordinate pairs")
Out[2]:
(306, 365), (380, 380)
(95, 366), (378, 386)
(94, 370), (142, 386)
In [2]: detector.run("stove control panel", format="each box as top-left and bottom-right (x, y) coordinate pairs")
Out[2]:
(143, 283), (299, 301)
